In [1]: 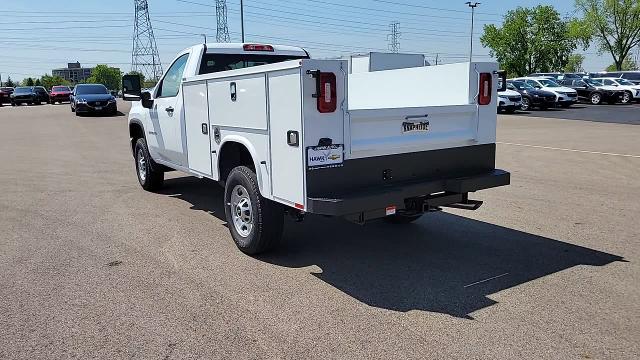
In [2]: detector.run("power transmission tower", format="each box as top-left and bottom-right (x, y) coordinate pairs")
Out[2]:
(387, 22), (401, 53)
(132, 0), (163, 82)
(216, 0), (231, 42)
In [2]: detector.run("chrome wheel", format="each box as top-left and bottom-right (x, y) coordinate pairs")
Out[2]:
(591, 93), (601, 105)
(230, 185), (253, 238)
(622, 92), (631, 104)
(521, 98), (530, 111)
(137, 148), (147, 182)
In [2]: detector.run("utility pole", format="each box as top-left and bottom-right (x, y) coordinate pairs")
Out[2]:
(215, 0), (230, 42)
(435, 54), (439, 65)
(387, 22), (401, 53)
(240, 0), (245, 42)
(132, 0), (163, 82)
(465, 2), (480, 63)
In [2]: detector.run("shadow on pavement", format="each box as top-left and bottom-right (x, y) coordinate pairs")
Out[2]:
(161, 176), (625, 319)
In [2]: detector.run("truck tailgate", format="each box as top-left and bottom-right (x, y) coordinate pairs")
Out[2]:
(346, 62), (497, 159)
(348, 104), (478, 158)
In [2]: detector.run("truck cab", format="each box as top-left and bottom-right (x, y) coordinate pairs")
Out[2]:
(123, 43), (510, 255)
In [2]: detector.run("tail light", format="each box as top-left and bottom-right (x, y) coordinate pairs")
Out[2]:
(309, 71), (337, 113)
(478, 72), (492, 105)
(243, 44), (274, 52)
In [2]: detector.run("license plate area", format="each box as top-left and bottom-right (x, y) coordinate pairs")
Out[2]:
(307, 144), (344, 170)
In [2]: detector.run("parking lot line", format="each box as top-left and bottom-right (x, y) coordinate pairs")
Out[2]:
(463, 273), (509, 288)
(497, 142), (640, 158)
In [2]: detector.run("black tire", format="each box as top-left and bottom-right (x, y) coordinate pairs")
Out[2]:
(590, 92), (602, 105)
(504, 107), (516, 114)
(134, 137), (164, 191)
(385, 213), (423, 224)
(621, 91), (632, 104)
(521, 97), (531, 111)
(224, 166), (284, 255)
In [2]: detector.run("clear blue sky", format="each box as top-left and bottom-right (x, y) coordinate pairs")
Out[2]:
(0, 0), (612, 82)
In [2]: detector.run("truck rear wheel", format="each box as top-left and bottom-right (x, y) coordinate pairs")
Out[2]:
(224, 166), (284, 255)
(134, 137), (164, 191)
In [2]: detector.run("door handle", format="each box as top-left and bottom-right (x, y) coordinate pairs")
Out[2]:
(165, 106), (174, 113)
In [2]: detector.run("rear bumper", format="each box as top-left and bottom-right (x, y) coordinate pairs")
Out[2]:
(307, 169), (510, 216)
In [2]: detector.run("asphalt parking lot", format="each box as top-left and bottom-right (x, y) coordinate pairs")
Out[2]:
(513, 102), (640, 125)
(1, 101), (639, 359)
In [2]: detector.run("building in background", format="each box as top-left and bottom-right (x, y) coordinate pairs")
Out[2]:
(52, 62), (93, 83)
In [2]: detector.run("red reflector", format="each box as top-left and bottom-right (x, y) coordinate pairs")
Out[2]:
(478, 73), (492, 105)
(243, 44), (274, 52)
(294, 203), (304, 210)
(317, 72), (337, 113)
(385, 206), (397, 216)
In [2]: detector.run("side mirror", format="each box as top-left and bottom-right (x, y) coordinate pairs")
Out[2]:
(122, 74), (142, 101)
(141, 91), (154, 109)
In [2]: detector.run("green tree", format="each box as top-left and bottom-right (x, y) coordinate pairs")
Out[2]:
(87, 65), (123, 91)
(34, 78), (41, 86)
(4, 76), (16, 88)
(606, 57), (639, 71)
(40, 74), (70, 90)
(574, 0), (640, 71)
(23, 77), (35, 86)
(565, 54), (585, 72)
(481, 6), (583, 77)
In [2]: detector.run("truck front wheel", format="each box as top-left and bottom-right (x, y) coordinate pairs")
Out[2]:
(224, 166), (284, 255)
(134, 138), (164, 191)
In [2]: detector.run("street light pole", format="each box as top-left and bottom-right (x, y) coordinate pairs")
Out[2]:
(466, 2), (480, 63)
(201, 34), (207, 44)
(240, 0), (245, 42)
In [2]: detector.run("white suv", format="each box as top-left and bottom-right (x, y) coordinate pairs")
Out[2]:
(497, 88), (522, 113)
(592, 77), (640, 104)
(512, 77), (578, 107)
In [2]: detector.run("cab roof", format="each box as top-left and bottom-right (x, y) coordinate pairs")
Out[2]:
(200, 43), (309, 57)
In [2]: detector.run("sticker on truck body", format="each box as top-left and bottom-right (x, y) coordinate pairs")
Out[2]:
(307, 144), (344, 170)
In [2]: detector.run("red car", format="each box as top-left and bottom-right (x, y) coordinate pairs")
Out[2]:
(49, 85), (72, 104)
(0, 87), (14, 105)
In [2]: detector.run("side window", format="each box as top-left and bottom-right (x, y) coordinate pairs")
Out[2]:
(158, 54), (189, 98)
(603, 79), (613, 86)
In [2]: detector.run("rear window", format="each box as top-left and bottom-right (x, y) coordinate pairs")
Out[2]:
(198, 54), (308, 75)
(53, 86), (70, 91)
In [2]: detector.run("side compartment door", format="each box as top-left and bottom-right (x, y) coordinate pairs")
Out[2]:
(183, 81), (213, 176)
(268, 69), (305, 207)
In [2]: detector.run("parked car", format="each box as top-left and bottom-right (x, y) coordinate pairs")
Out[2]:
(512, 77), (578, 107)
(70, 84), (118, 116)
(605, 71), (640, 85)
(10, 86), (49, 106)
(497, 87), (522, 113)
(0, 87), (14, 105)
(591, 77), (640, 104)
(49, 85), (72, 104)
(558, 79), (623, 105)
(529, 72), (583, 81)
(506, 80), (556, 110)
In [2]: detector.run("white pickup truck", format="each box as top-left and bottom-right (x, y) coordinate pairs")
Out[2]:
(122, 43), (510, 254)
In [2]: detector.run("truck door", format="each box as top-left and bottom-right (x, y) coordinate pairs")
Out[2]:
(150, 54), (189, 166)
